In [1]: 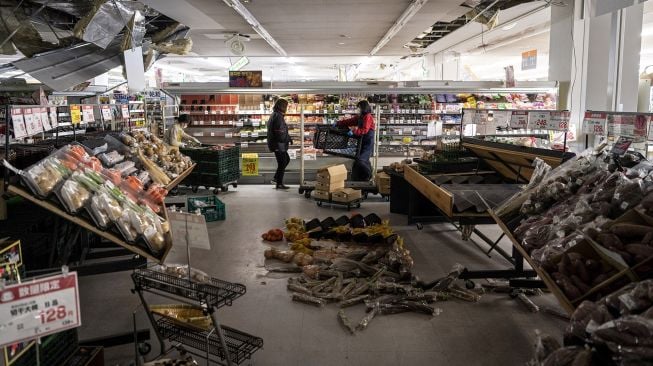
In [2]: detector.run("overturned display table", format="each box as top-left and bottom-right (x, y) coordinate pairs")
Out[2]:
(403, 137), (575, 286)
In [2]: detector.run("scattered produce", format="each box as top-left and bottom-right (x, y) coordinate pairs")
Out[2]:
(261, 229), (284, 241)
(337, 310), (356, 334)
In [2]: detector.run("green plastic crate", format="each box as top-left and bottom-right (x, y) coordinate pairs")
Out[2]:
(187, 195), (225, 221)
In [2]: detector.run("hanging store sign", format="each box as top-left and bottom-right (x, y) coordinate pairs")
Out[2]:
(521, 50), (537, 71)
(242, 153), (259, 176)
(30, 109), (44, 134)
(69, 105), (82, 125)
(229, 71), (263, 88)
(582, 112), (607, 135)
(49, 107), (58, 129)
(101, 106), (112, 121)
(22, 109), (41, 136)
(509, 111), (528, 129)
(39, 108), (52, 131)
(82, 105), (94, 123)
(121, 105), (129, 119)
(10, 109), (27, 139)
(0, 272), (81, 347)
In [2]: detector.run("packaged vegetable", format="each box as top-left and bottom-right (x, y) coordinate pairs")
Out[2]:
(117, 210), (139, 242)
(98, 150), (125, 166)
(58, 179), (91, 214)
(23, 157), (70, 197)
(89, 194), (110, 228)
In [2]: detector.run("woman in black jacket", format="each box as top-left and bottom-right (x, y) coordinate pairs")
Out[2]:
(266, 99), (291, 189)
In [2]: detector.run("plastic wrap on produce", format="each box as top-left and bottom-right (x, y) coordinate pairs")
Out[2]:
(74, 0), (133, 49)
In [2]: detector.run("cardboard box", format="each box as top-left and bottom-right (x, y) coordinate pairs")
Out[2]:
(332, 188), (362, 203)
(316, 164), (348, 184)
(315, 180), (345, 192)
(376, 172), (391, 194)
(313, 190), (331, 200)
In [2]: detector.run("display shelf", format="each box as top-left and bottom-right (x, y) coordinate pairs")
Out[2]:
(164, 164), (196, 191)
(7, 185), (170, 263)
(155, 317), (263, 365)
(132, 267), (246, 308)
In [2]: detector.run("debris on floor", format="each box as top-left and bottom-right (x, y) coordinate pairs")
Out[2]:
(263, 214), (487, 333)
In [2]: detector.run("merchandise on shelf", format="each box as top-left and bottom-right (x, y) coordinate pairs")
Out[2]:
(9, 131), (194, 259)
(496, 146), (653, 312)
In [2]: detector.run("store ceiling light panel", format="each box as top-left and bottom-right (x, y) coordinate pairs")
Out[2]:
(12, 41), (124, 91)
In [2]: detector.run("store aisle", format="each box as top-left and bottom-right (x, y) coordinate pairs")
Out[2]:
(79, 185), (566, 366)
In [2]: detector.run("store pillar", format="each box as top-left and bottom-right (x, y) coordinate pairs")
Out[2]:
(548, 0), (643, 137)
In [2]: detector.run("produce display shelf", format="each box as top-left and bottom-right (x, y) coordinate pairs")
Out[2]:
(132, 267), (246, 308)
(155, 317), (263, 365)
(7, 185), (170, 263)
(164, 164), (196, 191)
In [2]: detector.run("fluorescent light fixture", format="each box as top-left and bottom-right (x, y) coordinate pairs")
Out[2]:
(156, 63), (202, 75)
(501, 22), (517, 31)
(223, 0), (287, 56)
(370, 0), (429, 55)
(203, 57), (230, 68)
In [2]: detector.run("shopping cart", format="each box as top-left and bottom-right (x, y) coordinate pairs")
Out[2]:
(312, 126), (362, 159)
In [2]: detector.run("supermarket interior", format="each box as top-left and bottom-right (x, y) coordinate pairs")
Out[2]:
(1, 1), (653, 366)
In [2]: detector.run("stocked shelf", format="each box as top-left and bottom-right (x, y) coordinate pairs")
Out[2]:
(155, 317), (263, 365)
(132, 267), (246, 308)
(7, 185), (169, 263)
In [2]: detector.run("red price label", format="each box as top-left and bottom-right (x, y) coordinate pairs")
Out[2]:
(39, 305), (71, 324)
(534, 119), (547, 127)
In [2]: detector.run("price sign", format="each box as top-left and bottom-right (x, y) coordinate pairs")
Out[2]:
(101, 106), (112, 121)
(612, 114), (635, 136)
(48, 107), (58, 129)
(242, 153), (259, 176)
(491, 110), (512, 127)
(528, 111), (551, 129)
(39, 108), (52, 131)
(634, 114), (649, 141)
(0, 272), (81, 347)
(31, 109), (45, 134)
(69, 105), (82, 125)
(582, 112), (606, 135)
(81, 105), (94, 123)
(235, 121), (244, 127)
(510, 111), (528, 129)
(23, 109), (40, 136)
(120, 105), (129, 119)
(550, 111), (570, 131)
(168, 211), (210, 250)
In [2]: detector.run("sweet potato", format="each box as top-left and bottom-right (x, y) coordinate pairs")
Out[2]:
(625, 244), (653, 258)
(558, 254), (572, 277)
(643, 232), (653, 245)
(570, 275), (591, 294)
(596, 233), (624, 250)
(553, 272), (583, 300)
(610, 223), (653, 238)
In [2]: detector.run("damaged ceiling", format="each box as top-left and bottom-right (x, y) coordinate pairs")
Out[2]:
(0, 0), (192, 90)
(405, 0), (540, 52)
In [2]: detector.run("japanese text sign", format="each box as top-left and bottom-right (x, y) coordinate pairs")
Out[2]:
(0, 272), (81, 347)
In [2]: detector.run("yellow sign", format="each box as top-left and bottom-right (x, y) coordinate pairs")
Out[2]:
(242, 153), (259, 176)
(69, 104), (81, 125)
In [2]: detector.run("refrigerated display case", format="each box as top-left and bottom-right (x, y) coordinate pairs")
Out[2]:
(163, 81), (558, 184)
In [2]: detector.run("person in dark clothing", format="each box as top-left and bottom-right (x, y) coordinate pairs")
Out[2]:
(336, 100), (376, 181)
(267, 98), (292, 189)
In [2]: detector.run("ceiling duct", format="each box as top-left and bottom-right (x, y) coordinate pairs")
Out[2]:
(1, 0), (190, 90)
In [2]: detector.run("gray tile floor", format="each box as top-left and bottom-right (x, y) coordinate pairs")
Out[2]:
(79, 185), (567, 366)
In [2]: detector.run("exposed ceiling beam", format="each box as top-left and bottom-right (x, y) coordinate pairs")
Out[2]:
(369, 0), (429, 56)
(222, 0), (287, 56)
